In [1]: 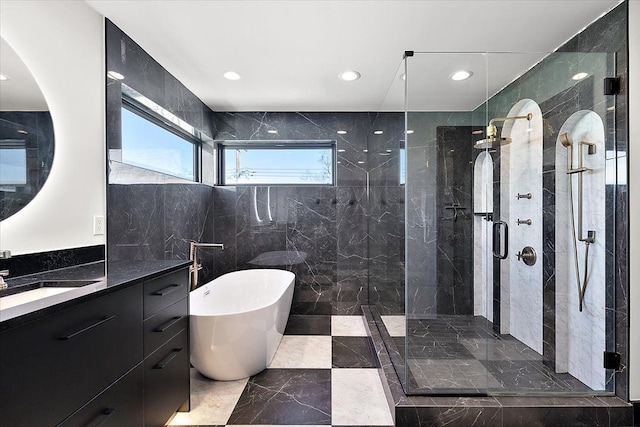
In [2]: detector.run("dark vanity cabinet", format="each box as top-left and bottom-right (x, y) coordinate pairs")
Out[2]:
(0, 265), (190, 427)
(142, 269), (190, 427)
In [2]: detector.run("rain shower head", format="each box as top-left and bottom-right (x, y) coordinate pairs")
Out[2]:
(474, 112), (532, 150)
(474, 135), (512, 149)
(560, 132), (573, 148)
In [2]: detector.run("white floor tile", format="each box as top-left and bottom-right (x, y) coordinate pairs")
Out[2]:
(168, 369), (247, 425)
(331, 315), (367, 336)
(331, 368), (394, 426)
(381, 315), (406, 337)
(268, 335), (332, 369)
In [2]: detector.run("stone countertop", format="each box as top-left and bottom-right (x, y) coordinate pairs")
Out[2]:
(0, 259), (191, 331)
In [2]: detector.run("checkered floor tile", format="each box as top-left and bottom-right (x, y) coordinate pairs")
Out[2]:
(169, 315), (393, 427)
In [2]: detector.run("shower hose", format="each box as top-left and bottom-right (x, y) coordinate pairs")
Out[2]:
(568, 175), (590, 312)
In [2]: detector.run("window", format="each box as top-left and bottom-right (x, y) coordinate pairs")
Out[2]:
(121, 103), (197, 181)
(0, 143), (27, 185)
(219, 142), (335, 185)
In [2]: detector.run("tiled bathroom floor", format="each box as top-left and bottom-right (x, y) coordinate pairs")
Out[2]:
(168, 315), (394, 427)
(381, 315), (593, 394)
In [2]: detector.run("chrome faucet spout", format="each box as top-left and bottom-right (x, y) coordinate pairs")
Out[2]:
(189, 242), (225, 291)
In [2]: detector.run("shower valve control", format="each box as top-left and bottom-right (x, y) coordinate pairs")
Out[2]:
(516, 246), (537, 266)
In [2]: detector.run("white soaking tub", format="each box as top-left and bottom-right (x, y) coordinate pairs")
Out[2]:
(189, 269), (295, 380)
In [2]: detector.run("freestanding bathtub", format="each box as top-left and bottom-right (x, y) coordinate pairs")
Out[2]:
(189, 269), (295, 381)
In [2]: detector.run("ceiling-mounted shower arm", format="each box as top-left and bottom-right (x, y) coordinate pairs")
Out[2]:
(485, 113), (533, 139)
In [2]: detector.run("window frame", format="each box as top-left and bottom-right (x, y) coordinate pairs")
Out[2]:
(120, 96), (201, 182)
(217, 140), (336, 186)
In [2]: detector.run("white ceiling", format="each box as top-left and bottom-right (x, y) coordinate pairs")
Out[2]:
(85, 0), (622, 112)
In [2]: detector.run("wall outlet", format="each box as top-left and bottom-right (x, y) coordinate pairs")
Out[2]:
(93, 215), (105, 235)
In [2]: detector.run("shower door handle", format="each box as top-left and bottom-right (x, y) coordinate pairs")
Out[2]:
(493, 221), (508, 259)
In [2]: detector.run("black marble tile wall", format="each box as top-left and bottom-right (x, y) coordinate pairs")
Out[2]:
(108, 184), (215, 283)
(0, 245), (104, 278)
(435, 126), (473, 315)
(105, 20), (217, 285)
(211, 111), (405, 315)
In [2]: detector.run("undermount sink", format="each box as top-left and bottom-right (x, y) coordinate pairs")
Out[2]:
(0, 287), (78, 310)
(0, 279), (106, 322)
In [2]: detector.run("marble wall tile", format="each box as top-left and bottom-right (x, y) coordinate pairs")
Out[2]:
(108, 184), (165, 261)
(106, 21), (217, 281)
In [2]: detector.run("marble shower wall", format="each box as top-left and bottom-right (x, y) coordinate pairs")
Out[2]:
(404, 112), (475, 318)
(211, 112), (405, 316)
(479, 2), (627, 396)
(105, 20), (216, 284)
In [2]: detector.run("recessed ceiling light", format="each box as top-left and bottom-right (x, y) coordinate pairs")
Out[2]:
(267, 129), (278, 134)
(0, 74), (10, 81)
(17, 130), (28, 134)
(572, 72), (588, 80)
(406, 129), (414, 134)
(357, 160), (365, 164)
(339, 70), (361, 81)
(373, 130), (384, 135)
(337, 130), (347, 135)
(338, 149), (346, 152)
(386, 149), (392, 153)
(106, 70), (124, 80)
(450, 70), (473, 81)
(363, 149), (368, 153)
(224, 71), (241, 81)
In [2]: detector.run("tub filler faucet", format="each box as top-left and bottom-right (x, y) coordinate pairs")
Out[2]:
(189, 242), (224, 291)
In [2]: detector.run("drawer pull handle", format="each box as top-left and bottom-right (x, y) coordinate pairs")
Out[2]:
(155, 316), (184, 332)
(91, 408), (116, 427)
(153, 348), (183, 369)
(152, 284), (183, 296)
(59, 315), (116, 340)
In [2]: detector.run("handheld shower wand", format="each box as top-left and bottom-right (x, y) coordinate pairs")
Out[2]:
(560, 132), (596, 311)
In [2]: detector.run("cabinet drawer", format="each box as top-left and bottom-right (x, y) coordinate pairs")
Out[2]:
(144, 297), (188, 358)
(57, 364), (143, 427)
(0, 285), (143, 427)
(144, 330), (189, 427)
(143, 269), (188, 319)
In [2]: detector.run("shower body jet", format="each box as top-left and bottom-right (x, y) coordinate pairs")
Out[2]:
(474, 113), (533, 149)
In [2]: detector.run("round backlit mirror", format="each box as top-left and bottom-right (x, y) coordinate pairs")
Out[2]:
(0, 36), (54, 220)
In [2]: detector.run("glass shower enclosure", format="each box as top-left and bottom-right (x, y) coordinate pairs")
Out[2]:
(372, 51), (619, 396)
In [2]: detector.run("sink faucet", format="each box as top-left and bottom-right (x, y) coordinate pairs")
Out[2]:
(0, 270), (9, 290)
(189, 242), (224, 291)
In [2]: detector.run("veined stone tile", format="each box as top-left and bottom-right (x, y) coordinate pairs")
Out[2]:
(228, 369), (331, 425)
(331, 368), (394, 426)
(331, 315), (367, 336)
(168, 369), (247, 426)
(381, 315), (406, 337)
(268, 335), (332, 369)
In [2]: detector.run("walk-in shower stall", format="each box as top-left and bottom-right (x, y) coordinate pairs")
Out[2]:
(370, 50), (622, 397)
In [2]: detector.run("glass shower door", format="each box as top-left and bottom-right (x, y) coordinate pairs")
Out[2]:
(404, 52), (492, 394)
(402, 51), (617, 396)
